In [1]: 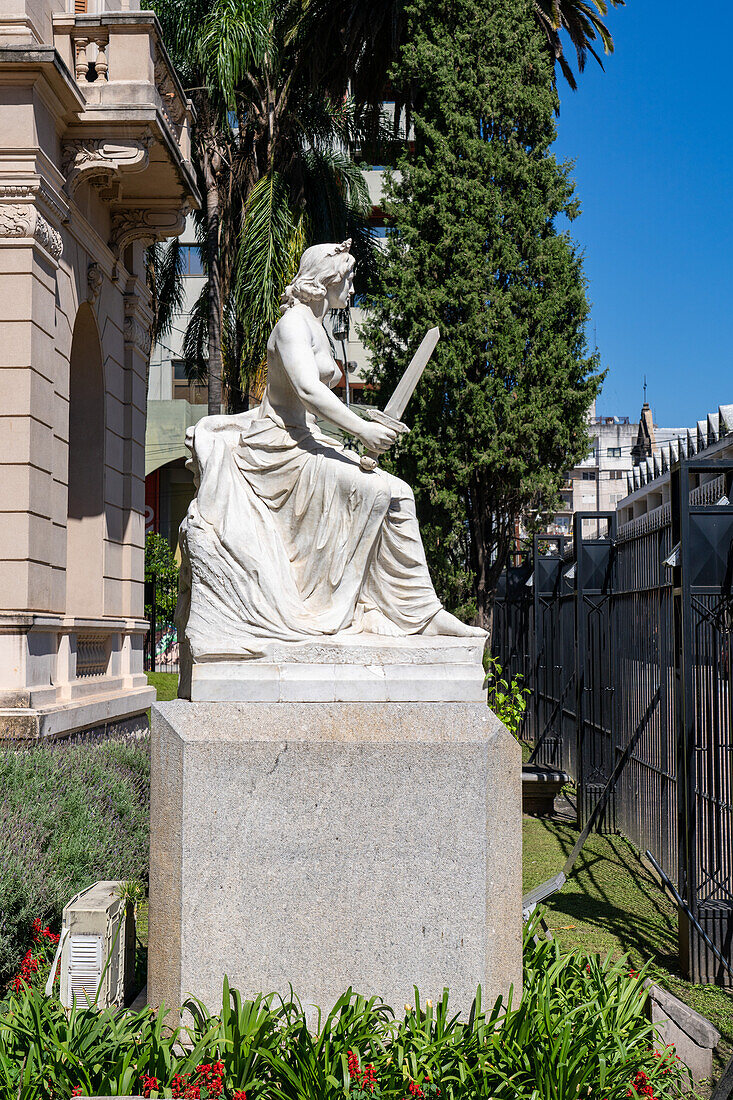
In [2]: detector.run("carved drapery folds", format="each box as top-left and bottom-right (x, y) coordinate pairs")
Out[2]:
(0, 192), (63, 260)
(109, 204), (188, 258)
(62, 135), (152, 199)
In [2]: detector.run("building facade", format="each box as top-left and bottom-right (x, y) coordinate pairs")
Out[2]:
(617, 403), (733, 528)
(547, 401), (685, 536)
(0, 0), (198, 737)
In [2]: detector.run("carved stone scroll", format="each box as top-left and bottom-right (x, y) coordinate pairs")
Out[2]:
(123, 295), (152, 356)
(0, 202), (63, 260)
(62, 135), (152, 197)
(87, 262), (103, 303)
(109, 204), (188, 257)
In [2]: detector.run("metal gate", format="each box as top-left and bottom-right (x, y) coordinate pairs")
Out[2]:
(493, 457), (733, 983)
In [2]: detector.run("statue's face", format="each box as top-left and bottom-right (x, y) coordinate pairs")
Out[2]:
(326, 264), (355, 309)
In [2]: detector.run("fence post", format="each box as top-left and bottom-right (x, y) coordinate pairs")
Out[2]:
(148, 572), (157, 674)
(574, 513), (585, 823)
(674, 456), (733, 984)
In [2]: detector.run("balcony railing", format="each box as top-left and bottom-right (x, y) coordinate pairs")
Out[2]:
(53, 10), (191, 160)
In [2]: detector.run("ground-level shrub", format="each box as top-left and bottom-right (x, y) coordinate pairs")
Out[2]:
(0, 733), (149, 988)
(0, 923), (692, 1099)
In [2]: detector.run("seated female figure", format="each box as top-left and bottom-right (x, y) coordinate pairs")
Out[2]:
(177, 240), (484, 667)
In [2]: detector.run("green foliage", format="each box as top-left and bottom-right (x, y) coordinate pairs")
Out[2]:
(485, 656), (530, 737)
(145, 532), (179, 624)
(534, 0), (626, 90)
(151, 0), (381, 409)
(0, 924), (693, 1099)
(362, 0), (604, 625)
(0, 735), (149, 989)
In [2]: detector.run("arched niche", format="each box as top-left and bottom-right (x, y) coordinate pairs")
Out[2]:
(66, 302), (105, 617)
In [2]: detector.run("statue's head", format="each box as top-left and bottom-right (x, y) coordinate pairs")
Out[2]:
(280, 240), (355, 312)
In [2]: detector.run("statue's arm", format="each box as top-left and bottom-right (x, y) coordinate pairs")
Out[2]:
(275, 314), (373, 439)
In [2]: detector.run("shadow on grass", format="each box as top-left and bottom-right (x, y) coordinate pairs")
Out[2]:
(523, 815), (733, 1095)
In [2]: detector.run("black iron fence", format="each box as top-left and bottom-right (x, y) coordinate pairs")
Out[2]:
(493, 457), (733, 984)
(143, 576), (180, 674)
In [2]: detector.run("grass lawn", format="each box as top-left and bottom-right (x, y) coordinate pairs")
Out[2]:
(524, 813), (733, 1091)
(146, 671), (179, 701)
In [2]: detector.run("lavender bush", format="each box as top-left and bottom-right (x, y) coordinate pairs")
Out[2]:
(0, 733), (149, 987)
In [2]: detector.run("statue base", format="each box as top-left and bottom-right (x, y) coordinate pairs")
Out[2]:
(186, 635), (487, 702)
(147, 700), (522, 1020)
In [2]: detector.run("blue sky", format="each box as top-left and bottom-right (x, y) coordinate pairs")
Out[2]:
(552, 1), (733, 430)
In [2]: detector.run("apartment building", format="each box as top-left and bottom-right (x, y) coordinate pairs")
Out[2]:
(547, 400), (684, 535)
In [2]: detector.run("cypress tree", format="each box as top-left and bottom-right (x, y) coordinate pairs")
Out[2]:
(362, 0), (603, 629)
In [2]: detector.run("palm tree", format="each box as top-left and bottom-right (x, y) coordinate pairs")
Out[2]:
(298, 0), (624, 106)
(151, 0), (624, 411)
(152, 0), (374, 413)
(533, 0), (626, 90)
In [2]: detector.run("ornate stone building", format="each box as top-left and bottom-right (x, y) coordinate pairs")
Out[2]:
(0, 0), (199, 736)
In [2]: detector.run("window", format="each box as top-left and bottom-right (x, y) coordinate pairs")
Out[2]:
(609, 470), (624, 480)
(182, 246), (204, 276)
(173, 359), (188, 381)
(581, 471), (596, 481)
(607, 447), (622, 458)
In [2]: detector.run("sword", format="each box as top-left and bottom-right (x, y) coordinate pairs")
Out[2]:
(359, 326), (440, 471)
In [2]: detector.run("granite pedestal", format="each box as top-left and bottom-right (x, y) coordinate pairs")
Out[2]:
(148, 695), (522, 1020)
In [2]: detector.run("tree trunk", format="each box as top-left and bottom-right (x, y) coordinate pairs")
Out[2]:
(467, 479), (512, 648)
(203, 144), (224, 416)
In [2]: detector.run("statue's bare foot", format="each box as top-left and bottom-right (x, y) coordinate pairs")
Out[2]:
(361, 608), (405, 636)
(419, 609), (488, 638)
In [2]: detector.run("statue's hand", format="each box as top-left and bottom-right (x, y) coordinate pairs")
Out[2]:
(358, 419), (400, 455)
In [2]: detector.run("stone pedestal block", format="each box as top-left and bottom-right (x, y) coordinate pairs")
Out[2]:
(148, 700), (522, 1020)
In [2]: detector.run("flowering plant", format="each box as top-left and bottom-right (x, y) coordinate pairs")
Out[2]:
(8, 918), (60, 994)
(347, 1049), (380, 1098)
(140, 1061), (247, 1100)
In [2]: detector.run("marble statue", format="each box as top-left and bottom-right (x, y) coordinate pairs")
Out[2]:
(177, 239), (484, 678)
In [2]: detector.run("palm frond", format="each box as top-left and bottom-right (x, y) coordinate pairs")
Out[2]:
(533, 0), (623, 85)
(234, 170), (304, 387)
(146, 238), (186, 345)
(198, 0), (273, 110)
(182, 283), (210, 384)
(151, 0), (210, 87)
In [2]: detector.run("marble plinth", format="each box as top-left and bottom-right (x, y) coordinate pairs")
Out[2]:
(187, 635), (487, 702)
(148, 700), (522, 1022)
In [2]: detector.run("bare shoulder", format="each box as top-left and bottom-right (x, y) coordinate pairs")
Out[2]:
(272, 306), (313, 350)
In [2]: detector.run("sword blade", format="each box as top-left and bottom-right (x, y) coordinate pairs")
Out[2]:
(383, 326), (440, 421)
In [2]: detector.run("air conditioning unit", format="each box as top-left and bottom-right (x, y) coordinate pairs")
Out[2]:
(58, 881), (136, 1010)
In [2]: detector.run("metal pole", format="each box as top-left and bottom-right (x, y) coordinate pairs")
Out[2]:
(574, 513), (585, 823)
(341, 340), (350, 407)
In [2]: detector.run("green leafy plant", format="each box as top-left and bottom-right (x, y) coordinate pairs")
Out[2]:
(0, 922), (693, 1100)
(145, 531), (179, 624)
(484, 656), (530, 738)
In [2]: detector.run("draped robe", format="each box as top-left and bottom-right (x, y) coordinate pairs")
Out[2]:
(177, 408), (443, 659)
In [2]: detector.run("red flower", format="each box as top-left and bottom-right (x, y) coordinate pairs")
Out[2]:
(348, 1050), (362, 1082)
(408, 1081), (424, 1099)
(71, 1089), (83, 1097)
(232, 1092), (247, 1100)
(140, 1074), (159, 1098)
(362, 1064), (377, 1092)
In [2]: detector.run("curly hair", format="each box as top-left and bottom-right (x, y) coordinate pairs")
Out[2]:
(280, 240), (355, 312)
